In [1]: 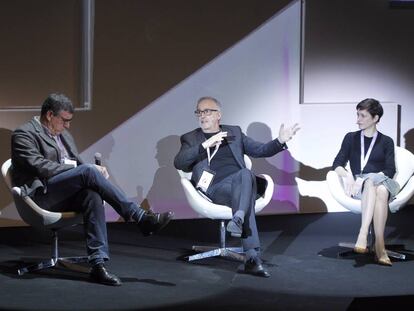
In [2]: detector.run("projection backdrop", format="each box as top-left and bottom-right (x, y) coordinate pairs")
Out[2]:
(0, 0), (405, 225)
(80, 1), (302, 220)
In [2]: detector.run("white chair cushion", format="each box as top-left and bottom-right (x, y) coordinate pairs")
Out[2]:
(327, 146), (414, 214)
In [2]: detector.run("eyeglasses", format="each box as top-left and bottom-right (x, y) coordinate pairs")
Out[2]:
(194, 109), (219, 117)
(55, 114), (73, 124)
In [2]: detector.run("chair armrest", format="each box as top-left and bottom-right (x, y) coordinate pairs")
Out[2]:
(326, 171), (361, 214)
(179, 178), (233, 219)
(12, 187), (67, 227)
(178, 168), (274, 219)
(255, 174), (274, 213)
(389, 176), (414, 213)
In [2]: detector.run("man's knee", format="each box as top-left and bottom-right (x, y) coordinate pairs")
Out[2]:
(78, 163), (101, 180)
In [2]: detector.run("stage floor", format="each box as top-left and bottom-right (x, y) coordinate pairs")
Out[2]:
(1, 206), (414, 311)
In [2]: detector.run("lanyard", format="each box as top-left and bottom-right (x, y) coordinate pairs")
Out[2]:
(360, 130), (378, 174)
(206, 143), (220, 166)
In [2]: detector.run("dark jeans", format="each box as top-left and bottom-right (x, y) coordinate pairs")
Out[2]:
(207, 168), (260, 259)
(33, 164), (145, 262)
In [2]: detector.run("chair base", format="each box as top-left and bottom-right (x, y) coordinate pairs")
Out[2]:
(187, 220), (246, 262)
(18, 256), (89, 276)
(338, 242), (406, 260)
(188, 245), (245, 262)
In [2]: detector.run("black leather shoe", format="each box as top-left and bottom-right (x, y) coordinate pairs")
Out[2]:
(90, 264), (122, 286)
(139, 211), (174, 236)
(244, 259), (270, 278)
(226, 216), (243, 237)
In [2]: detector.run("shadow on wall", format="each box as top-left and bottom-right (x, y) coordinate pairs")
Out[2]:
(94, 134), (153, 222)
(144, 135), (193, 218)
(404, 128), (414, 205)
(246, 122), (330, 213)
(82, 134), (192, 221)
(404, 128), (414, 154)
(0, 128), (13, 216)
(95, 134), (126, 222)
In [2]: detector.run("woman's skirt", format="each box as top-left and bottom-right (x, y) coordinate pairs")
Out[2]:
(353, 173), (400, 211)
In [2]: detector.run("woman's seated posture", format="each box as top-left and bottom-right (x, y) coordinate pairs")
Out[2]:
(332, 98), (400, 266)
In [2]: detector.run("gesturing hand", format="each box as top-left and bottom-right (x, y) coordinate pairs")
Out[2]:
(278, 123), (300, 144)
(202, 131), (228, 149)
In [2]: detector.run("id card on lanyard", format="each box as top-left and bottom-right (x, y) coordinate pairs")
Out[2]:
(196, 143), (219, 193)
(360, 130), (378, 175)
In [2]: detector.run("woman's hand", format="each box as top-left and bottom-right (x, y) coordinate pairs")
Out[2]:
(344, 173), (355, 196)
(350, 177), (364, 197)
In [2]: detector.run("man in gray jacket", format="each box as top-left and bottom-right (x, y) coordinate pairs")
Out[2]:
(11, 93), (173, 286)
(174, 96), (299, 277)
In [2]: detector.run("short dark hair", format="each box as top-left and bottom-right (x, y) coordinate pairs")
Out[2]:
(197, 96), (222, 110)
(356, 98), (383, 122)
(40, 93), (74, 117)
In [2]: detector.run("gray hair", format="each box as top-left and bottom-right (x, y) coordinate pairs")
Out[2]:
(196, 96), (222, 110)
(41, 93), (74, 117)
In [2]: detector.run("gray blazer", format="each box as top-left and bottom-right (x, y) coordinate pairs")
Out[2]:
(11, 117), (83, 197)
(174, 124), (287, 186)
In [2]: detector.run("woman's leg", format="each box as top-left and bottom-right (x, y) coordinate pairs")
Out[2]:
(355, 179), (376, 250)
(373, 185), (391, 263)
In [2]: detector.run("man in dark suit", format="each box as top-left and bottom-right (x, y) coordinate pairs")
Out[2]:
(11, 93), (174, 286)
(174, 96), (299, 277)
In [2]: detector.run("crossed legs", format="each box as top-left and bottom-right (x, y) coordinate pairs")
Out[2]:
(208, 168), (260, 256)
(33, 164), (173, 263)
(207, 169), (269, 277)
(354, 179), (391, 264)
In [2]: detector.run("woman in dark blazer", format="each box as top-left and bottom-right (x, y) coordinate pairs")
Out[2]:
(332, 98), (400, 266)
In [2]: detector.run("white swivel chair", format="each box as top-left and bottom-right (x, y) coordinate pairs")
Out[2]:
(1, 159), (89, 275)
(326, 146), (414, 259)
(177, 155), (274, 262)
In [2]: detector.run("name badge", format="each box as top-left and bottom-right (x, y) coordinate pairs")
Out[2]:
(196, 169), (216, 193)
(64, 158), (77, 168)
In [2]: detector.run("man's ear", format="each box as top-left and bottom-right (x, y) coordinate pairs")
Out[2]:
(374, 115), (379, 123)
(46, 111), (54, 122)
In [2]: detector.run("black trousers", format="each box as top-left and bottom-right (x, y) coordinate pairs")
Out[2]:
(207, 168), (260, 256)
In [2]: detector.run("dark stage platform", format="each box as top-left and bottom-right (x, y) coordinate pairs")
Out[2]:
(1, 206), (414, 311)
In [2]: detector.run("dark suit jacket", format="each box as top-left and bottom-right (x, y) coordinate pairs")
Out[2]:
(174, 125), (287, 187)
(11, 117), (83, 197)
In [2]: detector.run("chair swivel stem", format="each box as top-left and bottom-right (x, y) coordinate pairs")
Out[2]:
(220, 220), (226, 248)
(52, 230), (58, 260)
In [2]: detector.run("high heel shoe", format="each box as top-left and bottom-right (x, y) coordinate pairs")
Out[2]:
(375, 255), (392, 266)
(353, 246), (369, 254)
(354, 233), (368, 254)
